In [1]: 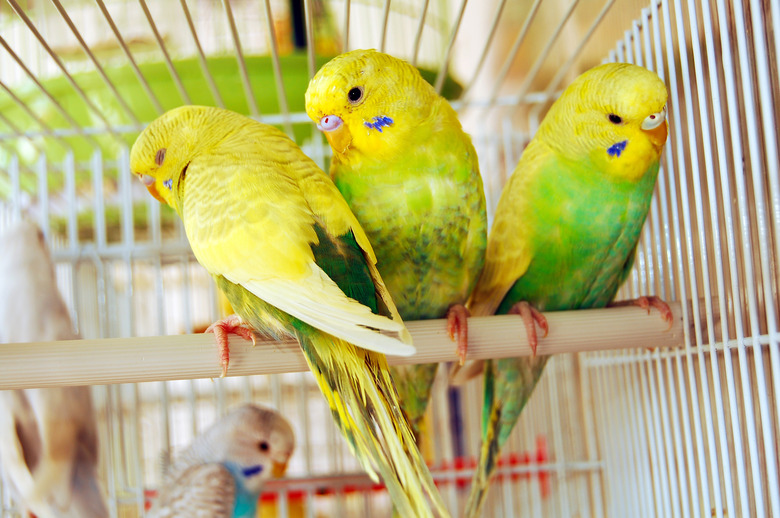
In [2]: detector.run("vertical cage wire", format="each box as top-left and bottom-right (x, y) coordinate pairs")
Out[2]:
(0, 0), (778, 517)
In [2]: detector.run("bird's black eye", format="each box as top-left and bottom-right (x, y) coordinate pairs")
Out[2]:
(608, 114), (623, 124)
(155, 148), (166, 166)
(258, 441), (269, 452)
(348, 87), (363, 104)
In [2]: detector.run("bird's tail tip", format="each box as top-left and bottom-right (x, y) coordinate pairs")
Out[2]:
(300, 331), (448, 516)
(463, 483), (490, 518)
(463, 426), (501, 518)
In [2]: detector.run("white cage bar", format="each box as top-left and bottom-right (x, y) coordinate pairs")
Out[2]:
(0, 0), (777, 517)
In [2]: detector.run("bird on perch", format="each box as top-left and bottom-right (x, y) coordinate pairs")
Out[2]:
(459, 62), (673, 517)
(131, 105), (449, 517)
(305, 49), (487, 444)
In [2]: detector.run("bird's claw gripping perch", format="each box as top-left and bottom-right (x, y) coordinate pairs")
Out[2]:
(611, 295), (674, 329)
(508, 301), (549, 356)
(447, 304), (471, 365)
(205, 314), (257, 377)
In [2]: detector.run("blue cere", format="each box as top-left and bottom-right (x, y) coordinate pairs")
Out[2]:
(607, 140), (628, 158)
(364, 116), (394, 133)
(241, 465), (264, 477)
(163, 178), (173, 190)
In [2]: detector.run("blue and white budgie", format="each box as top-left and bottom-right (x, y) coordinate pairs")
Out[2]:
(148, 404), (295, 518)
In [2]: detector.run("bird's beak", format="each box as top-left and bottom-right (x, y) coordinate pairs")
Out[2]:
(145, 184), (166, 203)
(317, 115), (352, 154)
(137, 174), (166, 203)
(644, 121), (668, 149)
(641, 106), (668, 148)
(271, 460), (288, 478)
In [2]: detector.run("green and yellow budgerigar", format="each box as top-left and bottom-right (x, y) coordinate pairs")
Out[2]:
(462, 63), (671, 516)
(304, 49), (487, 443)
(130, 106), (448, 517)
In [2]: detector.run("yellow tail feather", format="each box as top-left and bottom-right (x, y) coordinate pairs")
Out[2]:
(299, 328), (449, 517)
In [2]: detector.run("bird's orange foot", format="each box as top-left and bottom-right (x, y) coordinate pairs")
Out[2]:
(205, 314), (256, 377)
(611, 296), (674, 328)
(447, 304), (471, 365)
(508, 301), (548, 356)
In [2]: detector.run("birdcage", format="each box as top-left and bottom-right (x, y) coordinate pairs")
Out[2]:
(0, 0), (778, 516)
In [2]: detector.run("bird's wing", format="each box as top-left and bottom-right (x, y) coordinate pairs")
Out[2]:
(149, 464), (235, 518)
(185, 151), (413, 356)
(467, 161), (538, 317)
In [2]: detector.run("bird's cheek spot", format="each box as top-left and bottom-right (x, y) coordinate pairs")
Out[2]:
(242, 465), (264, 478)
(607, 140), (628, 158)
(163, 179), (173, 191)
(364, 116), (394, 133)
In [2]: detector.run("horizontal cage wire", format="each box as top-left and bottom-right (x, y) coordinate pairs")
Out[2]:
(0, 0), (778, 517)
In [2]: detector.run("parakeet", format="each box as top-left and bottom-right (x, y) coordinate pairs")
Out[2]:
(130, 106), (449, 517)
(148, 404), (294, 518)
(0, 220), (108, 518)
(305, 49), (487, 442)
(462, 63), (671, 516)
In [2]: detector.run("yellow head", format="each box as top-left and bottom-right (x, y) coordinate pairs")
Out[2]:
(129, 105), (252, 210)
(305, 49), (440, 160)
(538, 62), (668, 181)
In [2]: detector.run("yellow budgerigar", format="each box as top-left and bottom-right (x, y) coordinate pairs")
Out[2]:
(130, 106), (448, 517)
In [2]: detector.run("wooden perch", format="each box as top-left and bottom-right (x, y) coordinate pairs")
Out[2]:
(0, 302), (685, 389)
